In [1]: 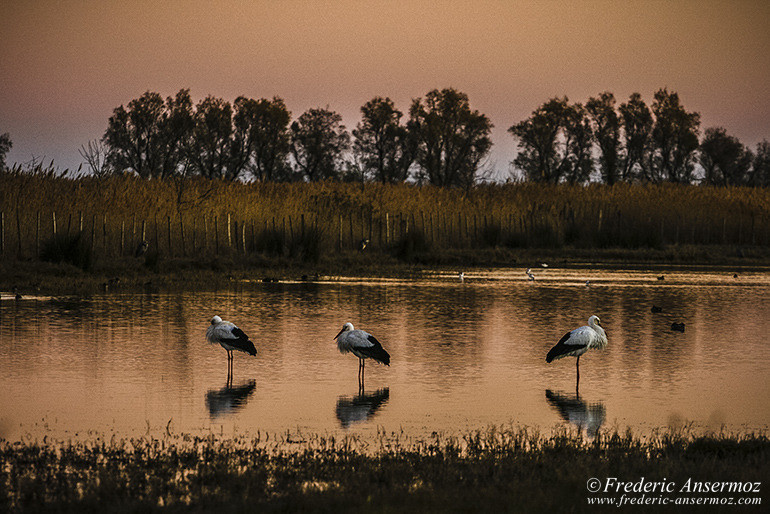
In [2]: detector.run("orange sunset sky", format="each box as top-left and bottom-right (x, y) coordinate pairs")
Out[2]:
(1, 0), (768, 178)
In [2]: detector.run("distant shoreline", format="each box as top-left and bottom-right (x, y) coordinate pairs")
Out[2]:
(2, 245), (770, 296)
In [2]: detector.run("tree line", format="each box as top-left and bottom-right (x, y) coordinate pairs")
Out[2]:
(1, 88), (768, 186)
(511, 90), (769, 186)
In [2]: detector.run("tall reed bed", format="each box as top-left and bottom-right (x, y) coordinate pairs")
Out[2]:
(1, 172), (768, 264)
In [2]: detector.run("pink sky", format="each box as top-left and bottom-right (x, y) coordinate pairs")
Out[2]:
(1, 0), (768, 178)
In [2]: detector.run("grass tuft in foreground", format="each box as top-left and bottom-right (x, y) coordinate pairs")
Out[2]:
(1, 427), (767, 512)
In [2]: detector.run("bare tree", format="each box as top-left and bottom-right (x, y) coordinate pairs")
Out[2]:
(79, 139), (113, 179)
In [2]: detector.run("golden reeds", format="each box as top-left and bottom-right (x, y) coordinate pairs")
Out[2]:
(1, 173), (768, 260)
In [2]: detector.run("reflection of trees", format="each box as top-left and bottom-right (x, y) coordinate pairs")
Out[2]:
(545, 389), (605, 436)
(205, 380), (257, 418)
(335, 388), (389, 429)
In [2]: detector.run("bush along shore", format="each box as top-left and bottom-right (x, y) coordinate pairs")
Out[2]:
(0, 427), (767, 512)
(1, 175), (769, 293)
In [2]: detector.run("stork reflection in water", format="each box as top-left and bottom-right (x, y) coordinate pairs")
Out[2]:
(545, 389), (605, 437)
(205, 379), (257, 419)
(335, 388), (390, 429)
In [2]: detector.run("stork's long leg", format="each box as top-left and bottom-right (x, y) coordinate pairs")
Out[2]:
(361, 359), (366, 390)
(576, 355), (581, 393)
(358, 358), (364, 389)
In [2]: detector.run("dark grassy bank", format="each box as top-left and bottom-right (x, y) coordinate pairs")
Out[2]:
(3, 244), (770, 296)
(1, 429), (767, 512)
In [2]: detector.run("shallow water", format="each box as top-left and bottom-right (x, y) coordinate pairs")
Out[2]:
(1, 268), (768, 441)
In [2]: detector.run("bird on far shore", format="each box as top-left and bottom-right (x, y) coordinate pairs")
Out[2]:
(526, 268), (535, 281)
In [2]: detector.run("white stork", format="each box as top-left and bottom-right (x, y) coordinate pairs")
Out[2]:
(334, 322), (390, 389)
(546, 315), (607, 390)
(206, 316), (257, 375)
(526, 268), (535, 281)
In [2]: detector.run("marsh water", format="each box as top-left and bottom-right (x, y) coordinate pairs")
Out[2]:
(1, 268), (769, 441)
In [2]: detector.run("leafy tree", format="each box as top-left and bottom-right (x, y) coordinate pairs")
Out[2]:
(561, 102), (594, 184)
(187, 96), (239, 180)
(352, 97), (416, 183)
(235, 97), (292, 182)
(699, 127), (753, 186)
(104, 89), (194, 178)
(290, 108), (350, 181)
(649, 89), (700, 183)
(509, 97), (593, 184)
(586, 92), (621, 184)
(0, 132), (12, 171)
(509, 99), (562, 183)
(749, 140), (770, 187)
(409, 88), (492, 188)
(618, 93), (653, 182)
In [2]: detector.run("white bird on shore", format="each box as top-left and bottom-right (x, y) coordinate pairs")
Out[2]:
(546, 315), (608, 391)
(458, 272), (465, 282)
(334, 322), (390, 389)
(206, 316), (257, 373)
(526, 268), (535, 281)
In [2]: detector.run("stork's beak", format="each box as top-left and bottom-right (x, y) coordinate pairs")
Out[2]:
(334, 327), (345, 340)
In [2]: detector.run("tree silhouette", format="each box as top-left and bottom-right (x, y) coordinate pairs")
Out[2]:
(750, 141), (770, 186)
(352, 97), (416, 183)
(587, 92), (621, 184)
(699, 127), (753, 186)
(104, 89), (194, 178)
(409, 88), (492, 188)
(235, 97), (292, 182)
(649, 89), (700, 183)
(509, 97), (593, 183)
(290, 108), (350, 182)
(78, 139), (112, 179)
(187, 96), (239, 180)
(618, 93), (653, 182)
(0, 132), (12, 171)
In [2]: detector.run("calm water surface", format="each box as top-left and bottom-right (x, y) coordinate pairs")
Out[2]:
(1, 268), (769, 441)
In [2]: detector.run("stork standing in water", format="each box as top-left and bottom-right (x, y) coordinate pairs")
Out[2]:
(334, 322), (390, 390)
(546, 315), (607, 391)
(526, 268), (535, 281)
(206, 316), (257, 376)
